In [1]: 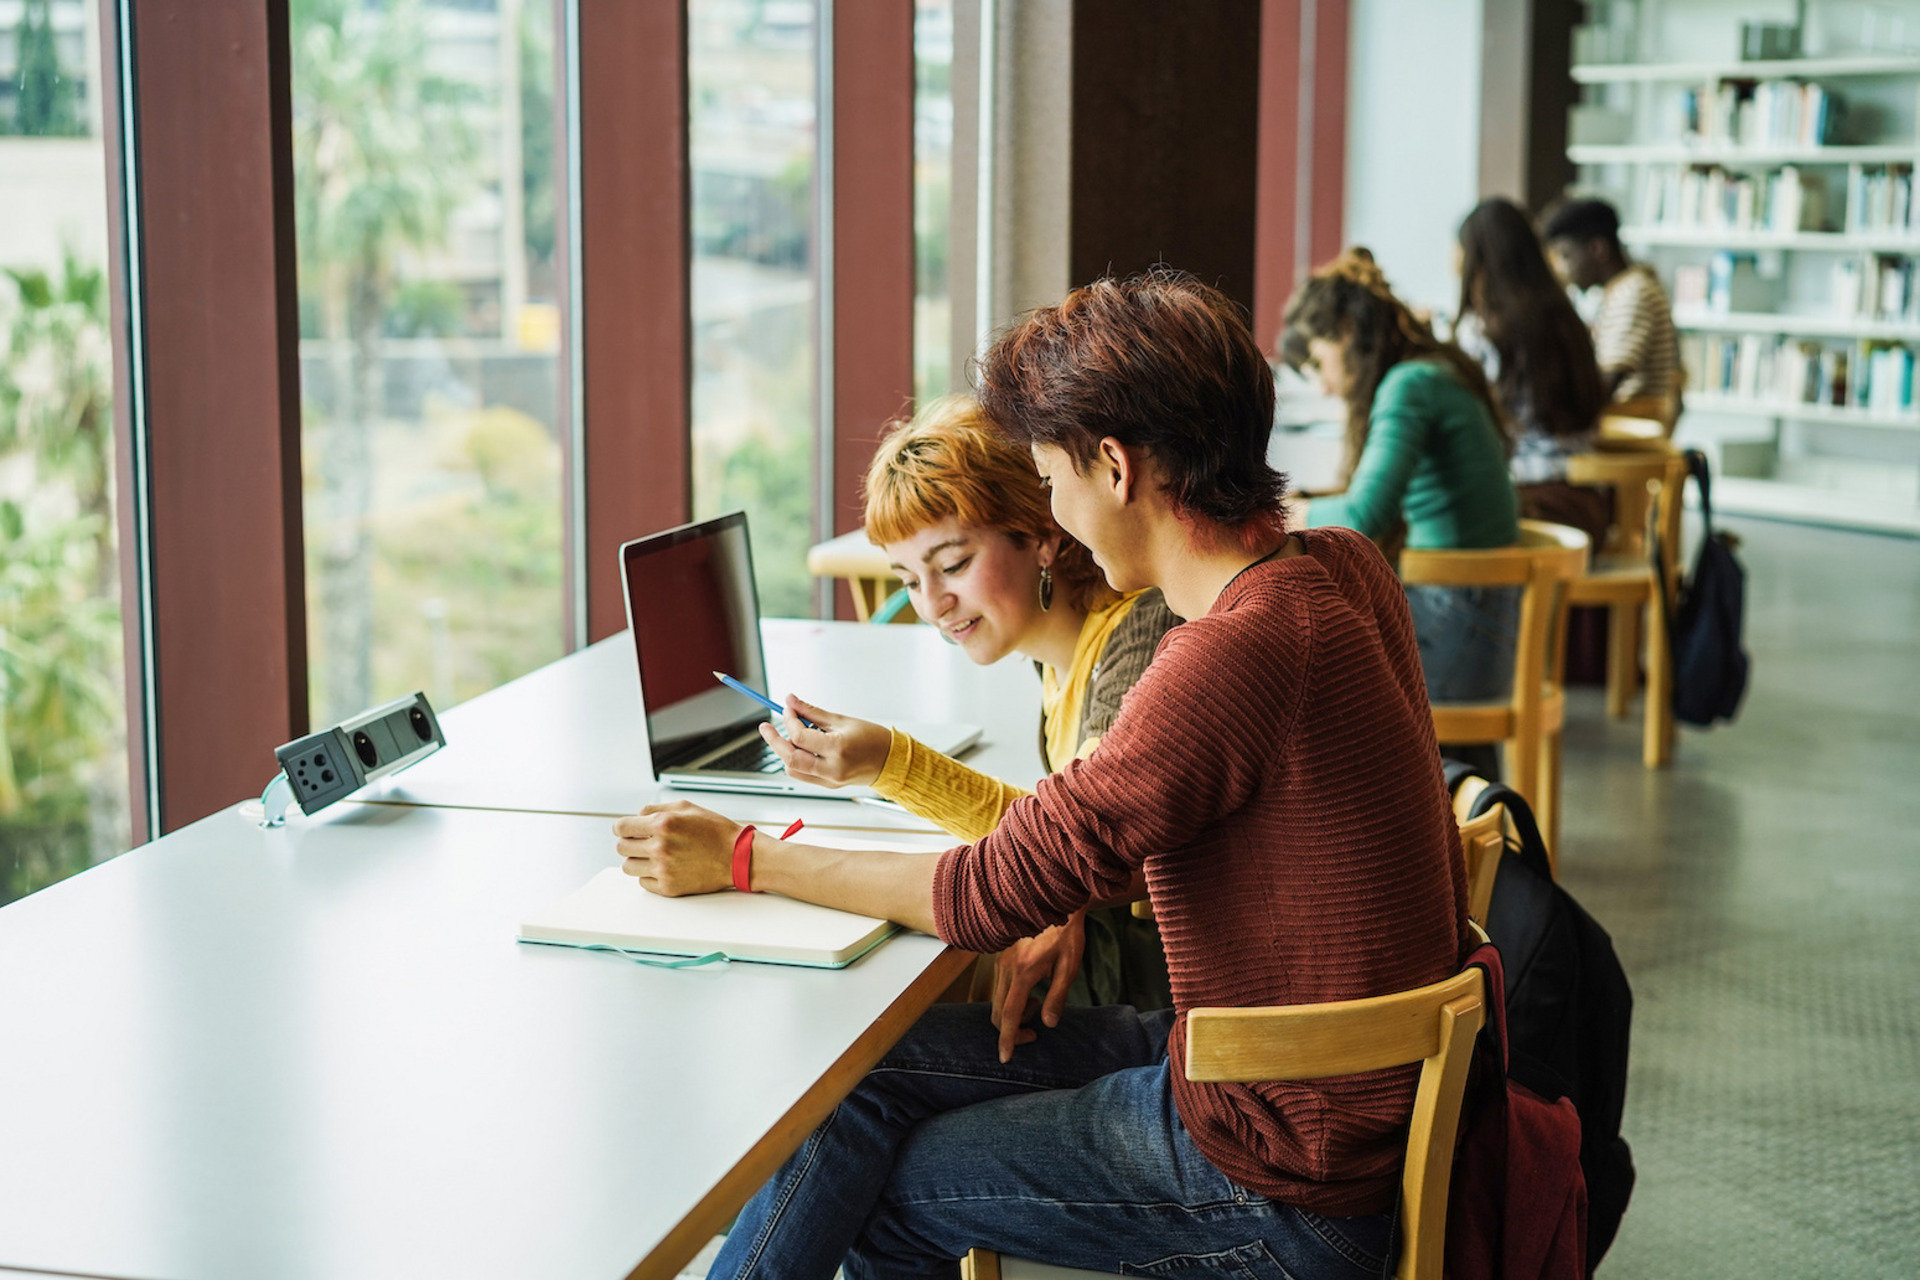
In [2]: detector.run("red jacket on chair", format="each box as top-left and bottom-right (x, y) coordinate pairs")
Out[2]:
(1447, 945), (1588, 1280)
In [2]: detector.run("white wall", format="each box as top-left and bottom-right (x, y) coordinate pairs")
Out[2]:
(1342, 0), (1485, 318)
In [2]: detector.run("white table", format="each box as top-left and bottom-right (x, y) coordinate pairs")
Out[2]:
(0, 620), (1052, 1280)
(369, 620), (1048, 828)
(0, 799), (970, 1280)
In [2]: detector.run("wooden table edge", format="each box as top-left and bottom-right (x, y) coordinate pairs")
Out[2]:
(623, 944), (978, 1280)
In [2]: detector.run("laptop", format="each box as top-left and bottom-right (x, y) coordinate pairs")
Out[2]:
(619, 512), (982, 799)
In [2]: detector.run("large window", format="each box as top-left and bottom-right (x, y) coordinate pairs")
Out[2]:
(915, 0), (954, 402)
(688, 0), (818, 618)
(0, 0), (133, 903)
(291, 0), (565, 726)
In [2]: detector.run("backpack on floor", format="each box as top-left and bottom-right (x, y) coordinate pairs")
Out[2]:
(1662, 450), (1751, 727)
(1443, 761), (1636, 1276)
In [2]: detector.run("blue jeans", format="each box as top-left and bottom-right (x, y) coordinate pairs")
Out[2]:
(1405, 583), (1519, 781)
(711, 1004), (1396, 1280)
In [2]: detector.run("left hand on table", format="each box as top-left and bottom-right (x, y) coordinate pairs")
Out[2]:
(612, 801), (743, 897)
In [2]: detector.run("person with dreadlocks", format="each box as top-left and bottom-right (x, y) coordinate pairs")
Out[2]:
(1281, 249), (1520, 763)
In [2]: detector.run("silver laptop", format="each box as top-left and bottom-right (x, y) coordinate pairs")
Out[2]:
(619, 512), (981, 799)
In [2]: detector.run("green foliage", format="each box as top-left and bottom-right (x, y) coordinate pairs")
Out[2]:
(383, 279), (466, 338)
(1, 252), (111, 499)
(6, 0), (82, 137)
(290, 0), (482, 306)
(519, 0), (556, 280)
(0, 250), (123, 903)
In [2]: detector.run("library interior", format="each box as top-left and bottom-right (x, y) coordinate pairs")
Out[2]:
(0, 2), (1914, 1279)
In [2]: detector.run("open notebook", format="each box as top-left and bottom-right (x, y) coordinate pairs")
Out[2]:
(519, 830), (952, 969)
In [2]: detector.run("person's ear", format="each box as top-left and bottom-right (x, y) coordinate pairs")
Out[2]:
(1035, 529), (1062, 570)
(1097, 437), (1138, 503)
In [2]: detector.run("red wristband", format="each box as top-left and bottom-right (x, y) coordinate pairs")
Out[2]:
(734, 820), (802, 893)
(732, 825), (758, 893)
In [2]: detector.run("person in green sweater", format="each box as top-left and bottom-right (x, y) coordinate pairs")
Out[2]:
(1282, 249), (1521, 761)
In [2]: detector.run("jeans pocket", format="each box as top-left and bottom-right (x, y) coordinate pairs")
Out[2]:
(1118, 1239), (1299, 1280)
(1296, 1208), (1393, 1277)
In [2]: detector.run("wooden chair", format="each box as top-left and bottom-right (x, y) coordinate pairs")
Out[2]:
(961, 966), (1489, 1280)
(1457, 804), (1506, 920)
(1564, 445), (1688, 769)
(1399, 520), (1588, 858)
(805, 529), (916, 623)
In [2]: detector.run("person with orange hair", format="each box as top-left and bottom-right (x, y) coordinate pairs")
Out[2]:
(769, 393), (1178, 1017)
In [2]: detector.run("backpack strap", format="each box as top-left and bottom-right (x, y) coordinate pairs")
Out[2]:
(1465, 781), (1553, 880)
(1443, 758), (1484, 795)
(1685, 447), (1714, 535)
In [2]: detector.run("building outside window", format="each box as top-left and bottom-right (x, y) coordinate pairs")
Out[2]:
(688, 0), (818, 618)
(915, 0), (954, 402)
(0, 0), (132, 904)
(290, 0), (566, 728)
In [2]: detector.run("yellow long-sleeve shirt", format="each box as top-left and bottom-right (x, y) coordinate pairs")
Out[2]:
(870, 590), (1151, 841)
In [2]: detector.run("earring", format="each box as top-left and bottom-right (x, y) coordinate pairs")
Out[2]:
(1038, 566), (1054, 612)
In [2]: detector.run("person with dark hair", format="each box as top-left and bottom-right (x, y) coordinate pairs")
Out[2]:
(1543, 197), (1681, 421)
(1456, 197), (1613, 548)
(765, 393), (1178, 1015)
(1281, 249), (1521, 713)
(612, 270), (1470, 1280)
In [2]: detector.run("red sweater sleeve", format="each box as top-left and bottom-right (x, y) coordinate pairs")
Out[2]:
(932, 573), (1308, 952)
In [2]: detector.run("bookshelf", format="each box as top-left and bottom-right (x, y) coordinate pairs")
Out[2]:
(1571, 2), (1920, 534)
(1572, 54), (1920, 84)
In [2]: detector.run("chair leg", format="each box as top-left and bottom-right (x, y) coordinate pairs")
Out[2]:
(1644, 597), (1674, 769)
(1541, 729), (1562, 877)
(962, 1249), (1003, 1280)
(1606, 603), (1638, 719)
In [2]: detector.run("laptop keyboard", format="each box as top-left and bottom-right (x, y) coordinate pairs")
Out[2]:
(705, 738), (785, 774)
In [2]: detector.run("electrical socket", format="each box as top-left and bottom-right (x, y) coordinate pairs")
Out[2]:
(271, 692), (445, 818)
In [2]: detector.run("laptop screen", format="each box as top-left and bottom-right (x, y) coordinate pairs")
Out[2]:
(621, 513), (770, 771)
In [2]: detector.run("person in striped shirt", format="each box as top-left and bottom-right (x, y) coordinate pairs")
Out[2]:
(1544, 198), (1682, 424)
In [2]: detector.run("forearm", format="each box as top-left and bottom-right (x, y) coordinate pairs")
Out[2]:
(872, 728), (1026, 842)
(751, 835), (944, 937)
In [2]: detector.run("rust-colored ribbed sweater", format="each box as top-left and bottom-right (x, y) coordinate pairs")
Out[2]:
(933, 526), (1471, 1216)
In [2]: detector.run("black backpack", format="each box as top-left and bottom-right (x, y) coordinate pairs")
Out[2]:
(1663, 450), (1751, 727)
(1444, 760), (1636, 1276)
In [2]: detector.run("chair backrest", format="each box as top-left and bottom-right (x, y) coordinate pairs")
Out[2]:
(1398, 521), (1589, 721)
(1185, 967), (1488, 1280)
(1597, 412), (1668, 444)
(1567, 443), (1688, 560)
(1457, 805), (1504, 924)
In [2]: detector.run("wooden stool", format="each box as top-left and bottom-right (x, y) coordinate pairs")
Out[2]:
(1400, 520), (1588, 860)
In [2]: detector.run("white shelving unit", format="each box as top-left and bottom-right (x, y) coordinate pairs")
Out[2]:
(1570, 143), (1920, 165)
(1572, 54), (1920, 84)
(1684, 392), (1920, 428)
(1571, 3), (1920, 535)
(1672, 310), (1920, 342)
(1622, 225), (1920, 252)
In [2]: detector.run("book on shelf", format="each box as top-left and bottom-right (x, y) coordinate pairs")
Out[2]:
(1830, 254), (1920, 322)
(1675, 78), (1843, 149)
(1637, 163), (1826, 233)
(1683, 330), (1918, 414)
(1844, 163), (1918, 233)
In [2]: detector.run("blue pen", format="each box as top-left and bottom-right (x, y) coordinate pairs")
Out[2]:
(712, 671), (820, 729)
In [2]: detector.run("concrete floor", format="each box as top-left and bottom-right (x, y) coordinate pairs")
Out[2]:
(1555, 516), (1920, 1278)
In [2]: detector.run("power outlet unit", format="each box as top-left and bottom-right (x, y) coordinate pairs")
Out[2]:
(270, 692), (445, 819)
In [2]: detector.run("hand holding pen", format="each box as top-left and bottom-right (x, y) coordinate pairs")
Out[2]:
(749, 703), (894, 792)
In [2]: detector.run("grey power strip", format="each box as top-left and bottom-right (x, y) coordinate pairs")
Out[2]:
(260, 692), (445, 825)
